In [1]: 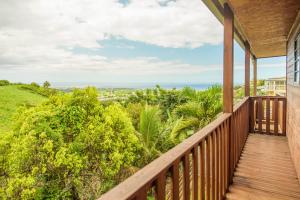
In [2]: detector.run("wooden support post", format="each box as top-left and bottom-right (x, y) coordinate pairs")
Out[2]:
(223, 3), (234, 113)
(252, 56), (257, 96)
(245, 42), (250, 96)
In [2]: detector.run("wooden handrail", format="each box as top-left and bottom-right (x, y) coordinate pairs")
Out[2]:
(99, 97), (251, 200)
(99, 113), (231, 200)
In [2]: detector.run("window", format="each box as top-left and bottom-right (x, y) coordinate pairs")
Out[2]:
(294, 33), (300, 84)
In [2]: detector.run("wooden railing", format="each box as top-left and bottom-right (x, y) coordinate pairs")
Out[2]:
(249, 96), (286, 135)
(99, 97), (250, 200)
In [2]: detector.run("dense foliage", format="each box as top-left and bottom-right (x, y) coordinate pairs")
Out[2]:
(0, 84), (222, 199)
(125, 85), (222, 165)
(19, 82), (58, 97)
(0, 87), (140, 199)
(0, 80), (10, 86)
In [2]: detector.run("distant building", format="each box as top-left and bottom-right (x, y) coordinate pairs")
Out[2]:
(264, 77), (286, 96)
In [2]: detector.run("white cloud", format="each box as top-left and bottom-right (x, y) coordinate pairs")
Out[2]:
(0, 0), (224, 81)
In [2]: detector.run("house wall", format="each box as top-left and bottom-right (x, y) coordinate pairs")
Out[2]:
(286, 14), (300, 181)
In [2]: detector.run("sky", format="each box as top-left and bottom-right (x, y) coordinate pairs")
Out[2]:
(0, 0), (286, 87)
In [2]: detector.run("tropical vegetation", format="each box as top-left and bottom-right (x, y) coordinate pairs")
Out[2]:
(0, 81), (223, 199)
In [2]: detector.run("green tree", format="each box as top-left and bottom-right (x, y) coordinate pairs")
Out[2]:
(136, 105), (162, 164)
(43, 81), (51, 88)
(0, 87), (140, 199)
(0, 80), (9, 86)
(173, 85), (222, 135)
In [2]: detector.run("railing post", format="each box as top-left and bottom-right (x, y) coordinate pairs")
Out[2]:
(223, 3), (234, 114)
(245, 42), (250, 96)
(252, 56), (257, 96)
(223, 3), (234, 191)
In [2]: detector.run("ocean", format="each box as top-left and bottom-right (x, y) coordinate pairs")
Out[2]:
(51, 82), (220, 90)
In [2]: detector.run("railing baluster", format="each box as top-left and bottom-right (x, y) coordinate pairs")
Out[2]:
(225, 120), (229, 191)
(266, 98), (270, 134)
(136, 187), (148, 200)
(274, 98), (279, 135)
(271, 99), (275, 121)
(220, 122), (226, 194)
(249, 97), (254, 133)
(282, 99), (286, 135)
(172, 160), (180, 200)
(193, 146), (199, 200)
(184, 154), (190, 200)
(212, 131), (216, 200)
(200, 141), (205, 200)
(156, 172), (166, 200)
(206, 136), (211, 200)
(258, 97), (263, 133)
(216, 128), (220, 200)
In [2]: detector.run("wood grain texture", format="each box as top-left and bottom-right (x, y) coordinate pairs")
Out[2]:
(244, 42), (250, 96)
(286, 17), (300, 182)
(226, 134), (300, 200)
(223, 3), (234, 113)
(252, 57), (257, 96)
(227, 0), (300, 58)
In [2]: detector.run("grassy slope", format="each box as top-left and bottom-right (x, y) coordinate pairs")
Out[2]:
(0, 85), (47, 133)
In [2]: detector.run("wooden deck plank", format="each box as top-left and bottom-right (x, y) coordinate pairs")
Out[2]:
(226, 134), (300, 200)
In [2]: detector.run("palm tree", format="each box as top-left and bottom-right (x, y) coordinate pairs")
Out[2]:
(137, 105), (162, 164)
(172, 85), (222, 138)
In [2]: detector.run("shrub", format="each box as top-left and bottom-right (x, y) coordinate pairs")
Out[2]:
(19, 82), (58, 97)
(0, 80), (10, 86)
(0, 87), (140, 199)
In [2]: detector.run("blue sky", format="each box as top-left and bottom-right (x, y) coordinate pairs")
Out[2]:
(0, 0), (285, 87)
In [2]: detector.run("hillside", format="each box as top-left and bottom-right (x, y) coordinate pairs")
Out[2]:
(0, 85), (47, 133)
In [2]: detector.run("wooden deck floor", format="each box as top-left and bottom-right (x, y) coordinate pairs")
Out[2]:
(226, 134), (300, 200)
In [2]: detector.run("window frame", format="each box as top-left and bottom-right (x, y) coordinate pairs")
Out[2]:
(294, 33), (300, 84)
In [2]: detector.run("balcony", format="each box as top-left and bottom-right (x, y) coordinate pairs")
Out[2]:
(99, 96), (299, 200)
(98, 0), (300, 199)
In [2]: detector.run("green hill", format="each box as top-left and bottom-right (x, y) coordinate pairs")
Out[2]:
(0, 85), (47, 133)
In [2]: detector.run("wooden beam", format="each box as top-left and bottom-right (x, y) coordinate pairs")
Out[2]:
(223, 3), (234, 113)
(245, 42), (250, 96)
(252, 56), (257, 96)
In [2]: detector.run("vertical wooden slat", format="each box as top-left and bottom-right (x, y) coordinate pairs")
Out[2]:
(222, 123), (226, 195)
(156, 173), (166, 200)
(266, 98), (270, 134)
(225, 121), (229, 191)
(262, 98), (265, 127)
(193, 146), (199, 200)
(249, 98), (254, 133)
(200, 141), (205, 200)
(136, 187), (148, 200)
(272, 99), (275, 121)
(229, 116), (234, 183)
(212, 132), (216, 200)
(245, 42), (250, 96)
(172, 161), (180, 200)
(216, 128), (220, 200)
(282, 99), (287, 135)
(220, 125), (224, 197)
(184, 154), (190, 200)
(223, 3), (234, 113)
(258, 97), (263, 133)
(274, 98), (279, 134)
(206, 137), (211, 200)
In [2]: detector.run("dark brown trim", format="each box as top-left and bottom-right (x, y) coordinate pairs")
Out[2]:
(223, 3), (234, 113)
(245, 42), (250, 96)
(252, 57), (257, 96)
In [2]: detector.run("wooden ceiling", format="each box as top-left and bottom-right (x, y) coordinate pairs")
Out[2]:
(227, 0), (300, 58)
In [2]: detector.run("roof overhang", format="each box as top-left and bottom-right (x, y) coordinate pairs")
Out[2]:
(203, 0), (300, 58)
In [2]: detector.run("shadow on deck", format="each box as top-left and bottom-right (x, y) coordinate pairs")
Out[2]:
(226, 134), (300, 200)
